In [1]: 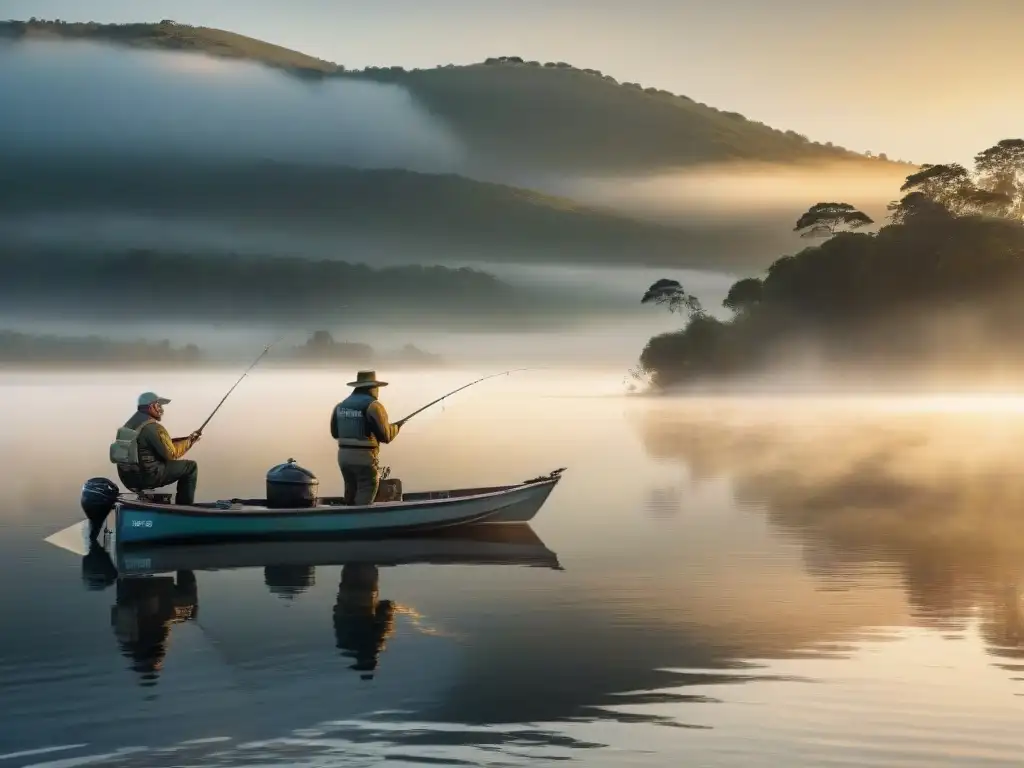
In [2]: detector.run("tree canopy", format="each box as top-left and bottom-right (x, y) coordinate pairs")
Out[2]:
(722, 278), (763, 314)
(641, 279), (705, 319)
(793, 202), (873, 238)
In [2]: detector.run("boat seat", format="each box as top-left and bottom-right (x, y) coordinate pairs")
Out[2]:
(119, 475), (165, 499)
(137, 491), (172, 504)
(121, 477), (173, 504)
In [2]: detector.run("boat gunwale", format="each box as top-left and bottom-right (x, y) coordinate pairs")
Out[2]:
(114, 471), (564, 520)
(115, 506), (510, 547)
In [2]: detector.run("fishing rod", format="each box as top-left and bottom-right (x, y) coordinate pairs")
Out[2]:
(394, 367), (537, 427)
(194, 337), (282, 436)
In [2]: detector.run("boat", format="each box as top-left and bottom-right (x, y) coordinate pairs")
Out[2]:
(109, 523), (562, 577)
(105, 466), (566, 547)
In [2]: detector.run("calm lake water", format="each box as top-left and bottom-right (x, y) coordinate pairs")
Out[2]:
(3, 367), (1024, 766)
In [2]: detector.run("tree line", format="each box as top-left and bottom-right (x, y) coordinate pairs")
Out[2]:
(0, 247), (514, 323)
(0, 331), (201, 366)
(0, 329), (441, 367)
(636, 139), (1024, 389)
(290, 330), (442, 366)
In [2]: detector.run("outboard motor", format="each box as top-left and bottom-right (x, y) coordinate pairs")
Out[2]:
(266, 458), (319, 509)
(81, 477), (121, 535)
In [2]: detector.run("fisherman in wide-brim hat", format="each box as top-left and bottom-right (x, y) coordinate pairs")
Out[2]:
(329, 370), (403, 506)
(346, 371), (389, 388)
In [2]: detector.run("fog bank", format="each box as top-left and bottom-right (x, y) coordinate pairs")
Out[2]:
(0, 39), (466, 174)
(506, 159), (912, 225)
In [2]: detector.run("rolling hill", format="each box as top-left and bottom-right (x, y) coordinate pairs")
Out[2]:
(0, 18), (912, 175)
(348, 63), (896, 175)
(0, 154), (807, 271)
(0, 18), (339, 72)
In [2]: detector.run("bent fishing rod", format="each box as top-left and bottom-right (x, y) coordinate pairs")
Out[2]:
(194, 337), (282, 436)
(395, 367), (538, 427)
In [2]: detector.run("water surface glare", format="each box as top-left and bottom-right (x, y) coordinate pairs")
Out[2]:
(2, 368), (1024, 765)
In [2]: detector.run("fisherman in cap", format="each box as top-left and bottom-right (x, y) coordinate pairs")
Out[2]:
(111, 392), (201, 505)
(330, 370), (402, 506)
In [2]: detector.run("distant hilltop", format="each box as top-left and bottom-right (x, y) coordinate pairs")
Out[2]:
(0, 18), (915, 174)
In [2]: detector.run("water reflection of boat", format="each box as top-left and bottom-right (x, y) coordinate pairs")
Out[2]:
(111, 524), (561, 577)
(78, 525), (560, 685)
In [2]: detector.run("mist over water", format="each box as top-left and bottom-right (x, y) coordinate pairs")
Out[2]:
(0, 40), (467, 173)
(0, 315), (673, 369)
(0, 257), (733, 371)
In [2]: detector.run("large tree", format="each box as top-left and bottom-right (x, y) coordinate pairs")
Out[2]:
(886, 191), (953, 226)
(793, 202), (873, 238)
(641, 278), (705, 319)
(898, 160), (1013, 218)
(900, 163), (972, 204)
(974, 139), (1024, 218)
(722, 277), (763, 314)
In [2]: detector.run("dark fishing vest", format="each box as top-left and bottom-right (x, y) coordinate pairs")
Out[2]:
(335, 391), (377, 450)
(121, 411), (165, 478)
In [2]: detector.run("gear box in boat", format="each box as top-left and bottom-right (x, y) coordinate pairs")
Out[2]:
(266, 458), (319, 509)
(375, 478), (403, 502)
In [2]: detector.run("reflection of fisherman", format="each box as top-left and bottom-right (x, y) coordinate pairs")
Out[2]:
(110, 571), (198, 685)
(330, 371), (402, 505)
(333, 564), (395, 679)
(112, 392), (201, 505)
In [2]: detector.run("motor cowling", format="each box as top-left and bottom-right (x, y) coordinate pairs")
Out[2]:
(266, 458), (319, 509)
(81, 477), (121, 533)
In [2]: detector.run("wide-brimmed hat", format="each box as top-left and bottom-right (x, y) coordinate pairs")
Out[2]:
(138, 391), (171, 407)
(347, 370), (389, 388)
